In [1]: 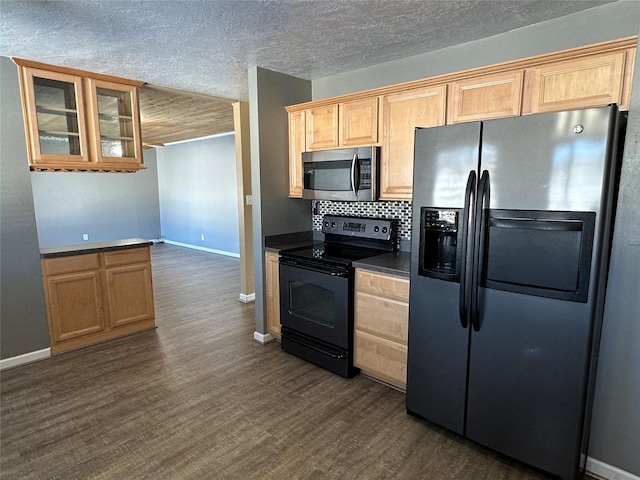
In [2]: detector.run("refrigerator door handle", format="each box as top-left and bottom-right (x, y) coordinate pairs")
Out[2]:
(471, 169), (489, 332)
(459, 170), (476, 328)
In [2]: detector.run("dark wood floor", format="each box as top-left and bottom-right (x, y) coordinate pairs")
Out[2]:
(1, 244), (583, 479)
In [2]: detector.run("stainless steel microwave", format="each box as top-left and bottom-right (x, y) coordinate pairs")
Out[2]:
(302, 146), (379, 202)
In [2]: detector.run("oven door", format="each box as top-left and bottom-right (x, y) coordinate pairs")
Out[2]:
(278, 258), (352, 349)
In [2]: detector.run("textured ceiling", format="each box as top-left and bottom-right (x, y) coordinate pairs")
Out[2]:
(1, 0), (615, 102)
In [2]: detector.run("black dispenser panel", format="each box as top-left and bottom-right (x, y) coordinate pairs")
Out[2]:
(418, 208), (462, 282)
(482, 209), (596, 302)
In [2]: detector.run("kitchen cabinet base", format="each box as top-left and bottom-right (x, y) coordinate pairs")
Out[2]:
(50, 320), (156, 355)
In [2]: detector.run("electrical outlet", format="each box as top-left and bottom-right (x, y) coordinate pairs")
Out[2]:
(246, 195), (253, 205)
(83, 234), (89, 241)
(201, 234), (205, 241)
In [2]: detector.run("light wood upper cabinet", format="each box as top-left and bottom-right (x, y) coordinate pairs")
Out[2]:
(380, 85), (446, 201)
(523, 51), (626, 114)
(340, 97), (379, 146)
(265, 251), (281, 338)
(285, 37), (636, 202)
(85, 78), (142, 168)
(306, 104), (339, 150)
(448, 71), (523, 124)
(19, 67), (91, 168)
(15, 58), (144, 172)
(288, 110), (305, 198)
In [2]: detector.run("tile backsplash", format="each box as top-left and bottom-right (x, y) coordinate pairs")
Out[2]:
(312, 200), (413, 241)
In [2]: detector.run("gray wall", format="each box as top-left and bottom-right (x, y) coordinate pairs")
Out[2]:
(156, 134), (239, 255)
(30, 151), (161, 247)
(313, 1), (640, 100)
(0, 57), (49, 359)
(312, 2), (640, 475)
(249, 66), (311, 335)
(589, 23), (640, 474)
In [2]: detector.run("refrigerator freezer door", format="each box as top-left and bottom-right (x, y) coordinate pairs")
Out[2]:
(406, 122), (481, 434)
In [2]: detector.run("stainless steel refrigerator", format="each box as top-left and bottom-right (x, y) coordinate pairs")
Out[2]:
(406, 105), (625, 480)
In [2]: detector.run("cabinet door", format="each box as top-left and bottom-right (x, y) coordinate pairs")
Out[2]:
(340, 97), (379, 146)
(448, 71), (523, 124)
(306, 105), (339, 150)
(288, 110), (305, 198)
(19, 67), (90, 168)
(44, 270), (105, 344)
(85, 78), (143, 169)
(105, 262), (155, 328)
(381, 85), (446, 200)
(265, 252), (280, 337)
(523, 51), (626, 114)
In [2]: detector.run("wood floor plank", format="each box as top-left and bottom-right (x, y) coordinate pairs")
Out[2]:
(1, 244), (581, 479)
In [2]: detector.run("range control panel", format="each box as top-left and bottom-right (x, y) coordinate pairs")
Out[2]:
(322, 215), (397, 241)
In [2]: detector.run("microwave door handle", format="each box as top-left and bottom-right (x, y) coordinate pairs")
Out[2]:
(351, 153), (358, 196)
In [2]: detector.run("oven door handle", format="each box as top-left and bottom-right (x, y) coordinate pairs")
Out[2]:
(280, 258), (350, 277)
(284, 333), (347, 359)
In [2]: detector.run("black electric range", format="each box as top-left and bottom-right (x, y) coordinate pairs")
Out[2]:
(278, 215), (398, 377)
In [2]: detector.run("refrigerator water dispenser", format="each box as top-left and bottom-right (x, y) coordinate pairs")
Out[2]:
(418, 208), (462, 281)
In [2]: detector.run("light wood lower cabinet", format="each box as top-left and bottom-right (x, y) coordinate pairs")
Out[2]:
(265, 251), (281, 338)
(41, 246), (155, 354)
(354, 269), (409, 390)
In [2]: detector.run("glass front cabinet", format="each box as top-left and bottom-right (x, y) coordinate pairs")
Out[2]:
(16, 58), (144, 172)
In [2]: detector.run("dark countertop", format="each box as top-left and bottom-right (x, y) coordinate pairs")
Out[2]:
(353, 250), (411, 277)
(263, 231), (317, 253)
(40, 238), (153, 258)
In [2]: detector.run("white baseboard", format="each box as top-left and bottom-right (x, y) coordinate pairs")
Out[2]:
(238, 293), (255, 303)
(587, 456), (640, 480)
(0, 348), (51, 370)
(253, 331), (276, 344)
(162, 240), (240, 258)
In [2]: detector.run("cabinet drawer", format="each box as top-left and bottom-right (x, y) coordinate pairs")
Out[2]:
(103, 247), (150, 267)
(355, 291), (408, 344)
(355, 269), (409, 302)
(42, 253), (100, 276)
(354, 330), (407, 389)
